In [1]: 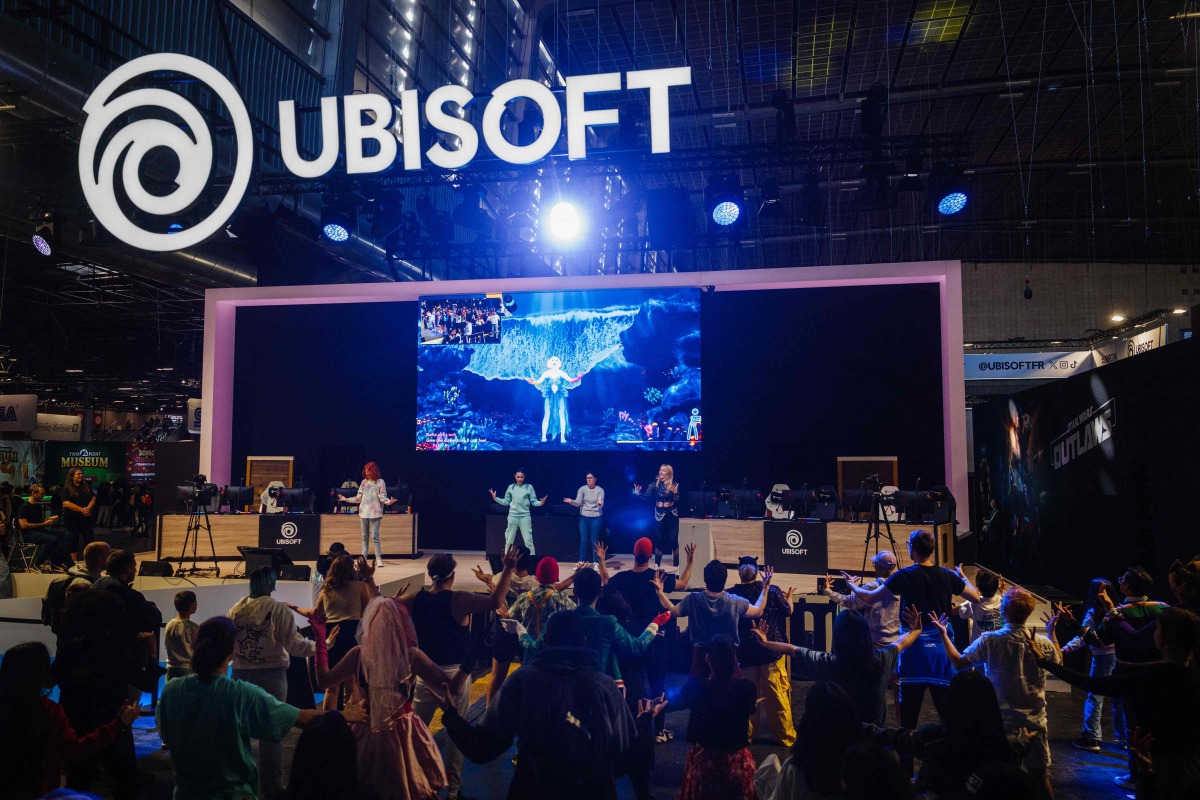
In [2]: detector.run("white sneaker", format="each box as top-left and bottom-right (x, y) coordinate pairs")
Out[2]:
(375, 559), (388, 567)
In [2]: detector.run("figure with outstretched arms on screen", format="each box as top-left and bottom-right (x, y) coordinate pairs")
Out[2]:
(525, 356), (582, 444)
(489, 469), (546, 554)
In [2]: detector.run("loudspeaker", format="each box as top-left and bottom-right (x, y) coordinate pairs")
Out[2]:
(139, 560), (174, 577)
(279, 564), (312, 582)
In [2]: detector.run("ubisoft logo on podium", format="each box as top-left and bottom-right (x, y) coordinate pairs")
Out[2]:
(782, 529), (807, 555)
(277, 520), (300, 545)
(78, 53), (254, 252)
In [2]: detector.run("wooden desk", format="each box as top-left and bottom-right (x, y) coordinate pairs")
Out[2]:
(157, 513), (418, 561)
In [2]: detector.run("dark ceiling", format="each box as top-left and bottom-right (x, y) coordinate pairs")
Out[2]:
(0, 0), (1198, 406)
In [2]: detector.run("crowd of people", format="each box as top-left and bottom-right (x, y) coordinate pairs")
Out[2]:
(2, 530), (1199, 799)
(419, 299), (503, 345)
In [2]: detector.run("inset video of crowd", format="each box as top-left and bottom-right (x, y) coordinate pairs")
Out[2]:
(416, 288), (701, 451)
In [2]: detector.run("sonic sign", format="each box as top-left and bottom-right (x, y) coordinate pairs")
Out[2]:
(79, 53), (692, 252)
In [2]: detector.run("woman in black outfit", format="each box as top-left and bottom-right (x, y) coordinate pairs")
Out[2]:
(1034, 606), (1200, 799)
(674, 637), (758, 800)
(60, 467), (96, 554)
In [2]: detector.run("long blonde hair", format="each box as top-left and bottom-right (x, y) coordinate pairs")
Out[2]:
(659, 464), (675, 491)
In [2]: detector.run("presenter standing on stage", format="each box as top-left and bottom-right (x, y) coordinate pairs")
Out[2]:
(635, 464), (680, 567)
(564, 473), (605, 561)
(344, 462), (396, 566)
(490, 470), (545, 555)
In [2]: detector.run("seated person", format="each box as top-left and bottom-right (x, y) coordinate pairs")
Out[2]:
(18, 485), (72, 570)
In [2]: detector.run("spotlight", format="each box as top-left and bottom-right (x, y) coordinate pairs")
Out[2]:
(1172, 308), (1188, 315)
(32, 213), (58, 256)
(705, 176), (744, 229)
(544, 200), (582, 242)
(1110, 314), (1126, 323)
(320, 201), (354, 243)
(932, 165), (969, 215)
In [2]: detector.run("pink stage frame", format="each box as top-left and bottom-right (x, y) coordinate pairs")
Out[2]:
(200, 262), (968, 508)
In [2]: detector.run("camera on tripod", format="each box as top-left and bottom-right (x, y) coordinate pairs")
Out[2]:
(192, 474), (208, 489)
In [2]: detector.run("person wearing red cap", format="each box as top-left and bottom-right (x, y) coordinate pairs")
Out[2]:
(508, 557), (577, 640)
(601, 538), (696, 744)
(634, 464), (681, 567)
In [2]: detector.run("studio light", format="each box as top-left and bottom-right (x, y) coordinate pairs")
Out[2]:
(32, 213), (58, 256)
(705, 176), (744, 229)
(545, 201), (582, 242)
(932, 165), (969, 215)
(898, 153), (925, 192)
(1173, 308), (1188, 315)
(320, 201), (354, 243)
(1110, 314), (1126, 323)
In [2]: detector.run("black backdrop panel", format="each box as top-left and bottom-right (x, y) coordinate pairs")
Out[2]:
(155, 441), (200, 517)
(973, 336), (1200, 593)
(231, 284), (945, 552)
(763, 520), (829, 574)
(484, 513), (583, 563)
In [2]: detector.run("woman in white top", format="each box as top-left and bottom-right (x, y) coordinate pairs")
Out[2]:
(343, 462), (396, 566)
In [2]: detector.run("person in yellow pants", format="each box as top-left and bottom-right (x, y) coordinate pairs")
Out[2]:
(728, 556), (796, 747)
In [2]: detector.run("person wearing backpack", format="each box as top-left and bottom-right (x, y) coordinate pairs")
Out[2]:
(433, 609), (644, 800)
(507, 557), (577, 639)
(42, 542), (110, 634)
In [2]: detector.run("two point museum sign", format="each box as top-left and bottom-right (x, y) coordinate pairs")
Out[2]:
(78, 53), (693, 252)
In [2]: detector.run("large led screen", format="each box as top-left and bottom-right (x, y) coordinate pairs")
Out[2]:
(416, 288), (701, 451)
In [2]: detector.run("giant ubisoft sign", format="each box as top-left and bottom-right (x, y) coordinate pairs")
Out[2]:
(79, 53), (692, 252)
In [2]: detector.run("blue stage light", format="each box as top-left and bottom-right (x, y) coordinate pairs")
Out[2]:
(711, 200), (741, 226)
(168, 222), (184, 234)
(321, 202), (354, 243)
(937, 191), (968, 215)
(322, 222), (350, 242)
(31, 233), (52, 256)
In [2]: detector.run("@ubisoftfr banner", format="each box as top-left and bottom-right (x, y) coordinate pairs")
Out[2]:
(258, 515), (319, 560)
(763, 520), (828, 574)
(964, 351), (1093, 380)
(79, 52), (692, 253)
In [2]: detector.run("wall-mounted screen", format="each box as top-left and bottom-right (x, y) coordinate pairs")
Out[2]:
(416, 288), (701, 451)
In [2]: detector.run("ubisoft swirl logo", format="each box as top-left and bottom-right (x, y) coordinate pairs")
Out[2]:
(78, 53), (254, 252)
(785, 530), (803, 548)
(280, 521), (299, 538)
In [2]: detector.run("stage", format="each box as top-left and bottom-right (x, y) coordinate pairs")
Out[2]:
(156, 512), (419, 561)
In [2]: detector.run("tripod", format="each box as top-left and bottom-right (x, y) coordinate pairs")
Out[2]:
(861, 493), (900, 573)
(179, 486), (220, 576)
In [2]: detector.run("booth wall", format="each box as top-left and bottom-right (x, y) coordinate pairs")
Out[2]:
(231, 284), (946, 552)
(973, 336), (1200, 594)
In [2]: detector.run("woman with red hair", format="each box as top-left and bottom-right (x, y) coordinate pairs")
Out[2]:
(343, 462), (395, 566)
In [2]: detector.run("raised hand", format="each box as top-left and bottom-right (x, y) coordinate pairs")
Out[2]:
(594, 541), (608, 562)
(502, 544), (521, 571)
(761, 566), (774, 585)
(927, 612), (949, 635)
(562, 497), (574, 504)
(1097, 584), (1115, 610)
(472, 565), (492, 585)
(684, 542), (697, 562)
(119, 702), (140, 726)
(1053, 601), (1074, 622)
(1040, 609), (1062, 639)
(954, 563), (967, 580)
(840, 570), (858, 587)
(823, 574), (838, 593)
(427, 682), (457, 713)
(784, 586), (795, 604)
(343, 695), (368, 724)
(903, 604), (922, 631)
(538, 496), (548, 506)
(1129, 726), (1154, 770)
(650, 570), (666, 592)
(576, 562), (589, 573)
(634, 484), (644, 494)
(750, 619), (769, 642)
(488, 488), (497, 499)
